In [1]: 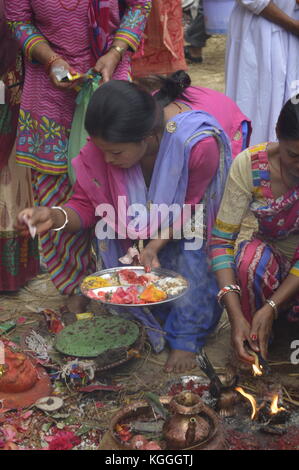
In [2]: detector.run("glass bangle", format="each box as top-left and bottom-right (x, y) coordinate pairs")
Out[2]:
(51, 206), (69, 231)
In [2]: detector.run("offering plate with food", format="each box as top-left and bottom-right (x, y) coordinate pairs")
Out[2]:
(81, 267), (189, 307)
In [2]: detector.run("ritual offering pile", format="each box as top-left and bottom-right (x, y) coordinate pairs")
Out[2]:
(81, 267), (189, 306)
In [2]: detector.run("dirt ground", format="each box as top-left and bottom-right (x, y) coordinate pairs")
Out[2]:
(187, 35), (227, 92)
(1, 36), (299, 449)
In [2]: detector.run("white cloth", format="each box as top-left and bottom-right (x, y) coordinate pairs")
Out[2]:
(226, 0), (299, 145)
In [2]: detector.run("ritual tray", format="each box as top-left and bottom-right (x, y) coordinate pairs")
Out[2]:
(80, 266), (189, 307)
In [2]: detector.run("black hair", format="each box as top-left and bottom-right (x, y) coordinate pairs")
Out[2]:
(277, 96), (299, 140)
(85, 80), (163, 143)
(84, 70), (192, 143)
(154, 70), (192, 107)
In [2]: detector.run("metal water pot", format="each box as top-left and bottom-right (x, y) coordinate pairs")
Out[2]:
(163, 391), (211, 449)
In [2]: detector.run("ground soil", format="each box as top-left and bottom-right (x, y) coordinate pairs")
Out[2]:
(187, 35), (227, 92)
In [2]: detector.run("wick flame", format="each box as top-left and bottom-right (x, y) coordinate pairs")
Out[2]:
(270, 395), (286, 415)
(235, 387), (258, 420)
(252, 364), (263, 376)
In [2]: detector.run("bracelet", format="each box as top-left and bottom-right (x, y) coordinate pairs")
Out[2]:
(51, 206), (69, 231)
(109, 45), (126, 58)
(217, 284), (241, 306)
(265, 299), (279, 320)
(45, 54), (62, 75)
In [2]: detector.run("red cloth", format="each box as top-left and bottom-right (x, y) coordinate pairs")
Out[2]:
(0, 234), (39, 291)
(132, 0), (187, 77)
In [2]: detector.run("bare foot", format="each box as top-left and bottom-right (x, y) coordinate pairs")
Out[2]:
(66, 294), (90, 314)
(164, 349), (197, 373)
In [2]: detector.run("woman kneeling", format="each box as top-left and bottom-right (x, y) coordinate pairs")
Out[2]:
(211, 97), (299, 364)
(18, 72), (241, 372)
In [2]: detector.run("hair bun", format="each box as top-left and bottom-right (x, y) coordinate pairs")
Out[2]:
(170, 70), (191, 91)
(154, 70), (192, 107)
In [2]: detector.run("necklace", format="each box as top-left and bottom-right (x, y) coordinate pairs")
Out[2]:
(173, 101), (183, 113)
(279, 157), (299, 190)
(58, 0), (82, 11)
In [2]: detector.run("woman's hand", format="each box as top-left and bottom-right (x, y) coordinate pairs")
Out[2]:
(139, 245), (161, 272)
(17, 207), (55, 235)
(48, 58), (79, 90)
(230, 316), (256, 363)
(249, 305), (274, 359)
(93, 49), (121, 83)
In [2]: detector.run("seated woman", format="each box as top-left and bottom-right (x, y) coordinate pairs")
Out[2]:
(17, 71), (250, 373)
(210, 97), (299, 364)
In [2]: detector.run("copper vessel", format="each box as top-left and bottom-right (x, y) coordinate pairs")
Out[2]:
(109, 394), (223, 450)
(163, 392), (212, 449)
(216, 373), (239, 418)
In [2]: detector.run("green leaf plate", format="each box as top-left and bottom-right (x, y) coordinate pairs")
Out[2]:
(54, 315), (140, 357)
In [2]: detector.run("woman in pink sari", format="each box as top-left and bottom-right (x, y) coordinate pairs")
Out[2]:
(211, 97), (299, 364)
(18, 72), (251, 372)
(5, 0), (151, 311)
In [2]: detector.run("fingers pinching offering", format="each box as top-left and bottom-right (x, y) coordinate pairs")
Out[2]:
(21, 214), (37, 239)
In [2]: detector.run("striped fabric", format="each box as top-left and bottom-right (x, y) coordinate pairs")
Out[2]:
(235, 238), (299, 322)
(211, 144), (299, 274)
(290, 263), (299, 277)
(5, 0), (144, 174)
(5, 0), (93, 174)
(114, 1), (152, 51)
(31, 170), (96, 294)
(7, 20), (46, 61)
(211, 144), (299, 323)
(210, 218), (240, 271)
(88, 0), (151, 57)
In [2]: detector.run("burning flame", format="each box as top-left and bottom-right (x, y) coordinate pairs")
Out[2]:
(252, 364), (263, 376)
(270, 395), (286, 415)
(235, 387), (258, 420)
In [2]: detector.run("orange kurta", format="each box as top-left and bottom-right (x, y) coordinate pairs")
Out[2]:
(132, 0), (187, 77)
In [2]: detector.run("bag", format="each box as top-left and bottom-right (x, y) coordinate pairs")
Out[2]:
(67, 72), (100, 184)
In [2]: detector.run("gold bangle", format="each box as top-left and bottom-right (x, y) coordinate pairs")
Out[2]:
(109, 45), (126, 58)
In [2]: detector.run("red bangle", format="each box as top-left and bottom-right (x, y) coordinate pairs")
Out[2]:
(217, 284), (241, 306)
(45, 54), (62, 75)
